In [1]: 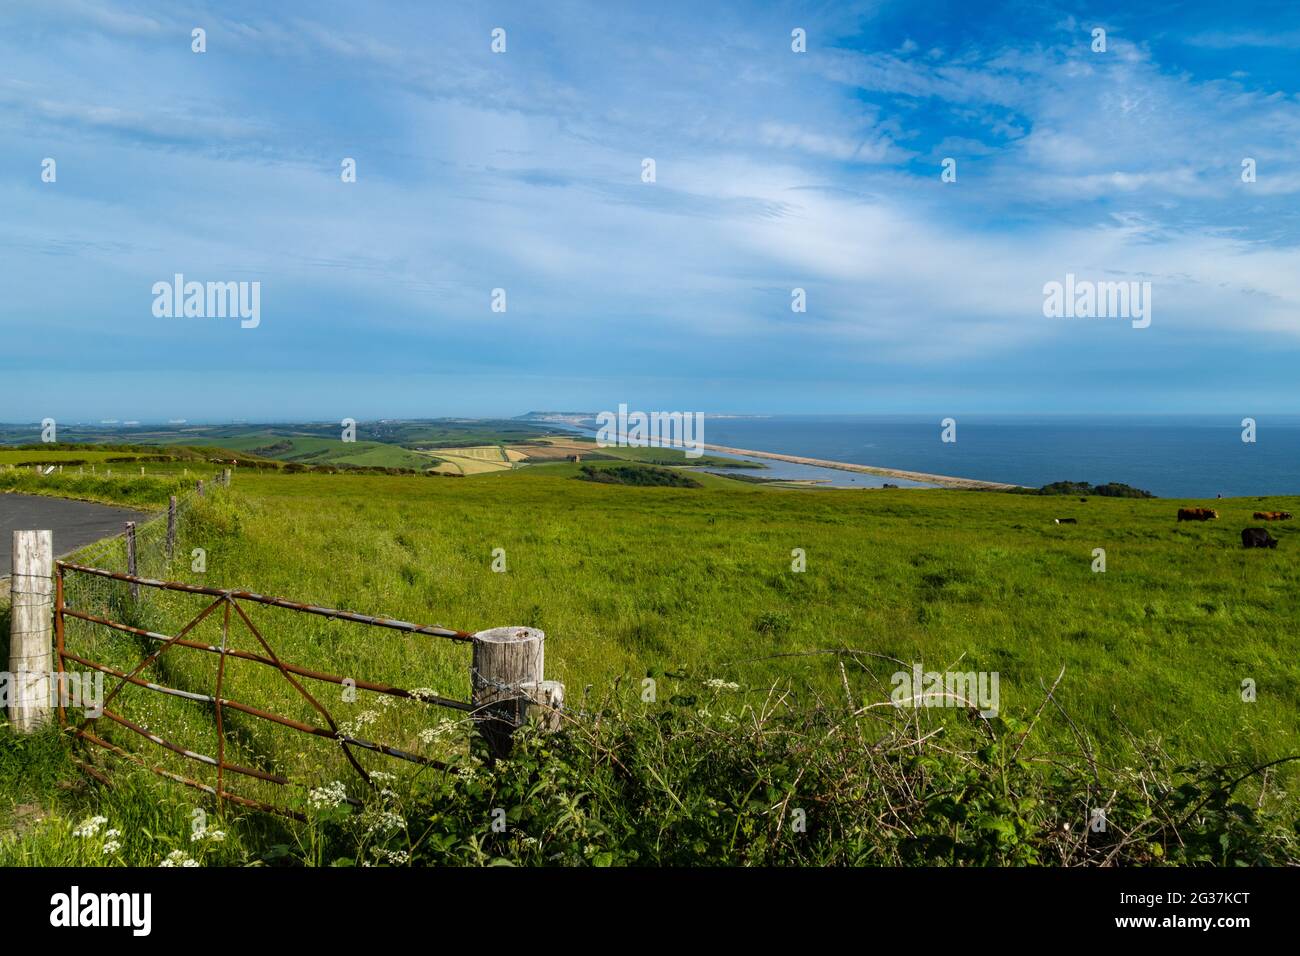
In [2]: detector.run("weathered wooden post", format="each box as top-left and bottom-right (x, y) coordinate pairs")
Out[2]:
(521, 679), (566, 731)
(125, 522), (138, 601)
(196, 479), (205, 498)
(8, 530), (52, 732)
(222, 468), (232, 487)
(166, 495), (177, 560)
(471, 627), (563, 756)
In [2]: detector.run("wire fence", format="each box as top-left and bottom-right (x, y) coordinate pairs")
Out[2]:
(63, 480), (209, 585)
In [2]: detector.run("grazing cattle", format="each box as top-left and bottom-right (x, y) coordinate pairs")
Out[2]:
(1242, 528), (1279, 549)
(1054, 517), (1077, 524)
(1177, 508), (1218, 522)
(1252, 511), (1292, 521)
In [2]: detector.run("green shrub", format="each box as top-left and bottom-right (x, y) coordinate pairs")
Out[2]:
(576, 464), (702, 488)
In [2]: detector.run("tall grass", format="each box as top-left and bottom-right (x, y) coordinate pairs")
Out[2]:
(0, 468), (194, 508)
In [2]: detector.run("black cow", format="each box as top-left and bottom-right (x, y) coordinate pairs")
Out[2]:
(1241, 528), (1278, 549)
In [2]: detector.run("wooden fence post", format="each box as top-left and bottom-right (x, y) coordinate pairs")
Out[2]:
(166, 495), (177, 560)
(125, 521), (138, 601)
(197, 480), (205, 498)
(471, 627), (562, 757)
(521, 679), (565, 731)
(8, 530), (52, 733)
(222, 468), (232, 487)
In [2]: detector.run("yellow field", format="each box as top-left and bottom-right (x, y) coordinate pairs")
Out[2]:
(505, 439), (591, 462)
(417, 445), (514, 475)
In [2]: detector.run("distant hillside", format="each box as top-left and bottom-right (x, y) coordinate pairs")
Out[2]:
(515, 411), (596, 425)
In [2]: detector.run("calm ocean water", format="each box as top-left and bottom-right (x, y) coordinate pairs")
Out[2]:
(694, 415), (1300, 498)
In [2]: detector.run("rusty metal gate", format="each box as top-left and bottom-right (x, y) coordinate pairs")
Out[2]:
(55, 561), (477, 818)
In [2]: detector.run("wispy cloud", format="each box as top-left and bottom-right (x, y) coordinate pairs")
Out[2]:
(1, 0), (1298, 419)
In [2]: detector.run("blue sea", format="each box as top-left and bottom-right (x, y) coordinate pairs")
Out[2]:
(692, 415), (1300, 498)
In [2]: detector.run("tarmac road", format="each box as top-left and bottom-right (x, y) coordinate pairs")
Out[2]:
(0, 493), (151, 577)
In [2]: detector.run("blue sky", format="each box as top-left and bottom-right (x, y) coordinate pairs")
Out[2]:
(2, 0), (1299, 421)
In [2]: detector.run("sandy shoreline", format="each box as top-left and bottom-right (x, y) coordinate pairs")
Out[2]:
(550, 425), (1024, 490)
(699, 443), (1024, 490)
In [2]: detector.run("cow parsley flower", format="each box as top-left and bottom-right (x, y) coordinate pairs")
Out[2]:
(364, 809), (405, 836)
(419, 718), (459, 743)
(704, 678), (740, 691)
(339, 710), (380, 738)
(308, 780), (349, 810)
(160, 850), (198, 867)
(73, 816), (108, 838)
(191, 825), (227, 843)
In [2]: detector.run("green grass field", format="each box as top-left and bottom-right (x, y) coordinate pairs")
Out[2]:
(3, 462), (1298, 865)
(52, 465), (1300, 760)
(173, 433), (434, 470)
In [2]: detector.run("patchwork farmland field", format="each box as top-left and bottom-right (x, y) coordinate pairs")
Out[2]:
(420, 444), (517, 474)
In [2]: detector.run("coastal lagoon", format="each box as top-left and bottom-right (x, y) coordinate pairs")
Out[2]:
(690, 452), (935, 488)
(699, 415), (1300, 498)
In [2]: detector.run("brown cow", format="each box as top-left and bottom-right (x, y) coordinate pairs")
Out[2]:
(1252, 511), (1293, 521)
(1177, 508), (1218, 522)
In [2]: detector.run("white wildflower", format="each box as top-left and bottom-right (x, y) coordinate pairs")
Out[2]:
(339, 710), (380, 738)
(308, 780), (349, 810)
(73, 816), (108, 838)
(364, 809), (404, 836)
(704, 678), (740, 691)
(419, 718), (458, 744)
(160, 850), (198, 867)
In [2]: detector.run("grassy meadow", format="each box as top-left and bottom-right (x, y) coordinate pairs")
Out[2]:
(2, 459), (1298, 865)
(46, 464), (1300, 762)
